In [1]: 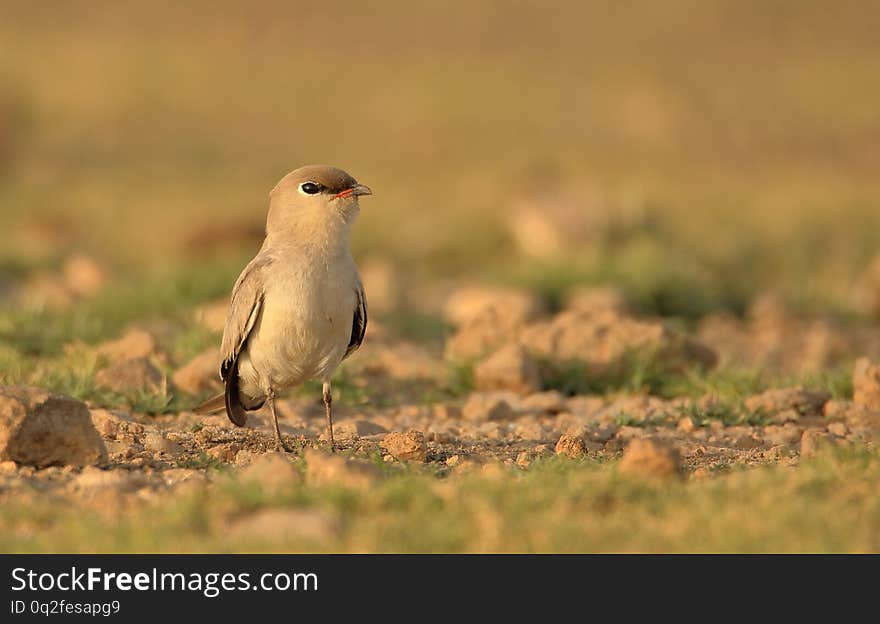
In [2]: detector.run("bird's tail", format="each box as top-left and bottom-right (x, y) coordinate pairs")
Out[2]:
(194, 393), (226, 415)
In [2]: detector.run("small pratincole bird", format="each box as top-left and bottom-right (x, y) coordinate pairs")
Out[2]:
(195, 165), (370, 452)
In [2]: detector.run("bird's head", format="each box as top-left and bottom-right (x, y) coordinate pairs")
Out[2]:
(266, 165), (372, 240)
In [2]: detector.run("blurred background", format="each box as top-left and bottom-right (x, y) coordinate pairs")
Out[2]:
(1, 0), (879, 343)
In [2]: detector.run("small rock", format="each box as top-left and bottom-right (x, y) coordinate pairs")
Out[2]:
(143, 431), (183, 457)
(555, 434), (587, 459)
(0, 386), (107, 467)
(770, 409), (801, 425)
(827, 421), (848, 437)
(207, 444), (238, 463)
(0, 460), (17, 474)
(762, 424), (803, 447)
(518, 391), (566, 414)
(445, 307), (531, 361)
(432, 404), (462, 420)
(618, 438), (682, 479)
(744, 387), (831, 418)
(823, 399), (852, 419)
(801, 428), (834, 457)
(461, 393), (514, 422)
(381, 430), (427, 462)
(442, 285), (544, 328)
(95, 357), (164, 393)
(677, 416), (696, 433)
(520, 309), (717, 377)
(853, 358), (880, 410)
(474, 343), (542, 394)
(97, 328), (157, 362)
(172, 349), (220, 395)
(89, 408), (137, 439)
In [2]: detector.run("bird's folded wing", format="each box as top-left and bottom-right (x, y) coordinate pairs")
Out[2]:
(344, 280), (367, 360)
(219, 253), (272, 380)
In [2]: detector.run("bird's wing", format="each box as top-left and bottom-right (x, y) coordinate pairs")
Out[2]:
(219, 253), (272, 381)
(343, 280), (367, 360)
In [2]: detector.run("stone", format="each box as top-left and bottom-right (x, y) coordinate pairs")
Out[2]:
(520, 309), (717, 376)
(445, 307), (530, 361)
(677, 416), (696, 433)
(442, 285), (544, 327)
(555, 434), (587, 459)
(744, 387), (831, 418)
(381, 430), (427, 462)
(518, 391), (566, 414)
(827, 421), (848, 437)
(853, 358), (880, 410)
(618, 438), (681, 479)
(474, 343), (542, 394)
(172, 349), (220, 395)
(0, 386), (107, 467)
(360, 341), (445, 381)
(207, 444), (238, 462)
(95, 357), (163, 393)
(801, 428), (834, 457)
(89, 408), (140, 439)
(762, 424), (803, 447)
(432, 404), (462, 420)
(143, 431), (183, 456)
(97, 328), (157, 362)
(461, 393), (515, 422)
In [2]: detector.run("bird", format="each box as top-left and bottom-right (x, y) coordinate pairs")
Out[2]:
(194, 165), (370, 452)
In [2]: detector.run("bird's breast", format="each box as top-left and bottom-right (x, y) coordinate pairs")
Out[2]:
(244, 255), (358, 389)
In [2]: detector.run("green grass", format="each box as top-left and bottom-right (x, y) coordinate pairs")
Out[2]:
(4, 448), (879, 553)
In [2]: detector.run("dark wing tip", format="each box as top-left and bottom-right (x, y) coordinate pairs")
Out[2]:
(223, 360), (248, 427)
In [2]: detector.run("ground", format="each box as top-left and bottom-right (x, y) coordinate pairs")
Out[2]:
(1, 1), (880, 553)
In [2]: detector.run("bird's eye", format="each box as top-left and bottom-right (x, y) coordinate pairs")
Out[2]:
(300, 182), (323, 195)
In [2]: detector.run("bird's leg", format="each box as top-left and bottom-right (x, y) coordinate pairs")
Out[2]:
(322, 381), (335, 453)
(267, 389), (290, 453)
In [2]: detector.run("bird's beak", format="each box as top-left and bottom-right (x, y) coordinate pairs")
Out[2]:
(335, 184), (372, 199)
